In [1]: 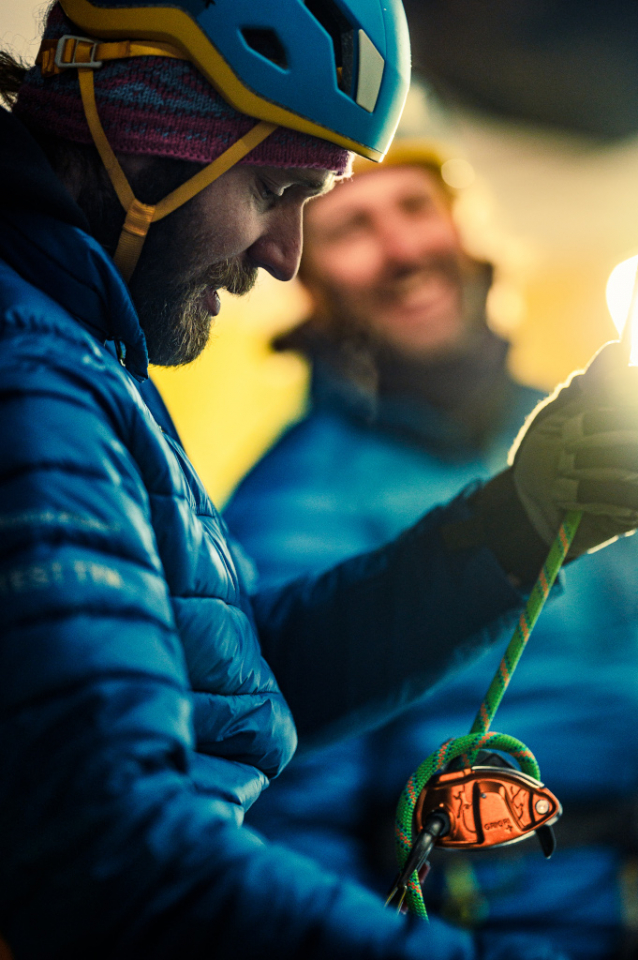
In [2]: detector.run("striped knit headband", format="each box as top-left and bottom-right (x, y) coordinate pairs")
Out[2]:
(14, 4), (351, 176)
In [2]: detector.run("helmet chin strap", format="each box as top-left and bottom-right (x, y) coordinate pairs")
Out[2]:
(77, 66), (276, 281)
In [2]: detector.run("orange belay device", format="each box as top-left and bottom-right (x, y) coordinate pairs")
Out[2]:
(415, 757), (561, 856)
(386, 746), (564, 918)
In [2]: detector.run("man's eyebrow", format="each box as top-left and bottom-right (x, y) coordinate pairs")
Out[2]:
(289, 171), (336, 196)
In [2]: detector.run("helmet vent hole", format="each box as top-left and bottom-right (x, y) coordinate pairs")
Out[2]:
(304, 0), (355, 96)
(241, 28), (288, 70)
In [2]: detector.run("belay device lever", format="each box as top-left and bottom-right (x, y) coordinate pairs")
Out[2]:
(385, 809), (450, 912)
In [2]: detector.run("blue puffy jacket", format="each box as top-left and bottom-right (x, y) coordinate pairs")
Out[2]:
(0, 109), (533, 960)
(225, 327), (638, 960)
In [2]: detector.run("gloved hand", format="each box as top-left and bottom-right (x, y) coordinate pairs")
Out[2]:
(510, 340), (638, 558)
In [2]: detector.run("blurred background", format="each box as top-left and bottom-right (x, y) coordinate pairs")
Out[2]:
(5, 0), (638, 503)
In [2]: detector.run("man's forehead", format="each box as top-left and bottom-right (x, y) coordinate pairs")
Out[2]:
(344, 164), (442, 202)
(306, 164), (444, 224)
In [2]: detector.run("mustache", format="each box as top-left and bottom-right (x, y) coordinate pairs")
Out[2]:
(191, 257), (259, 298)
(381, 253), (462, 288)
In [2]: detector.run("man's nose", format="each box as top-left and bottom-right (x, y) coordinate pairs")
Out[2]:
(248, 205), (303, 282)
(378, 214), (425, 265)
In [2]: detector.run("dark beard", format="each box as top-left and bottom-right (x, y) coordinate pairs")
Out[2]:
(26, 134), (260, 367)
(128, 207), (258, 367)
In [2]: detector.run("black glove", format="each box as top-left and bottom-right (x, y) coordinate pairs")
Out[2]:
(510, 340), (638, 558)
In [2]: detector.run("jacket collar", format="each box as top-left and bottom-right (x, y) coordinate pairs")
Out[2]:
(0, 108), (148, 379)
(277, 321), (526, 458)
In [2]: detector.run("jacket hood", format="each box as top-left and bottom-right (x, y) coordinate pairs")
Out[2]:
(0, 105), (88, 230)
(0, 108), (148, 379)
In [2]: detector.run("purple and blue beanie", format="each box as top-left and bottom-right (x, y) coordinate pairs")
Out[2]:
(14, 3), (351, 175)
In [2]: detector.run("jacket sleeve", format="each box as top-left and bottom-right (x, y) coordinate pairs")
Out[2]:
(0, 340), (480, 960)
(252, 489), (524, 751)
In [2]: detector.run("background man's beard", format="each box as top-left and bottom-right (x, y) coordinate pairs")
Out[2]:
(130, 233), (258, 367)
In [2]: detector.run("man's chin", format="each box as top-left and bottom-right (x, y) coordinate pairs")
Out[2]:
(145, 304), (215, 368)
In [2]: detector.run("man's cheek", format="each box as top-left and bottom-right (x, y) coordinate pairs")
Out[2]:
(329, 251), (381, 290)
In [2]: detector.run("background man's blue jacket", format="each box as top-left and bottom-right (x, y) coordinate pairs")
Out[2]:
(0, 109), (535, 959)
(225, 326), (638, 960)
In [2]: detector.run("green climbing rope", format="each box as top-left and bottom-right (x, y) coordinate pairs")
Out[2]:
(393, 508), (582, 919)
(468, 509), (583, 738)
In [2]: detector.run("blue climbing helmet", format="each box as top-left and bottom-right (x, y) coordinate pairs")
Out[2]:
(30, 0), (410, 279)
(57, 0), (411, 162)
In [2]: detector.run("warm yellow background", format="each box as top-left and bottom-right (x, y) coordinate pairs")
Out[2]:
(151, 277), (312, 504)
(4, 2), (638, 504)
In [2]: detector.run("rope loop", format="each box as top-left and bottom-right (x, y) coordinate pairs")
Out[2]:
(394, 731), (540, 919)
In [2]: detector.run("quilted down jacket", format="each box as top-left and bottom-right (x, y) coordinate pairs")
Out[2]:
(0, 108), (526, 960)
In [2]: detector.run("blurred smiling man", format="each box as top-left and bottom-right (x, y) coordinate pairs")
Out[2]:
(300, 150), (473, 356)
